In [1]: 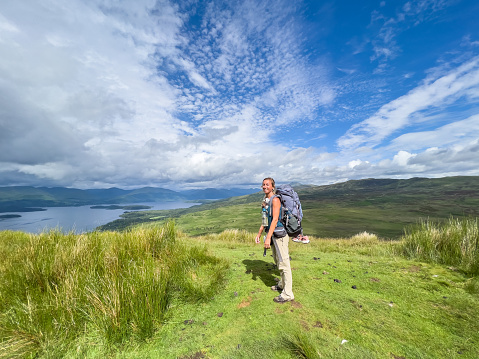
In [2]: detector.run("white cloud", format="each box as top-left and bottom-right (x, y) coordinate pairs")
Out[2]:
(392, 150), (416, 166)
(338, 56), (479, 150)
(0, 11), (19, 34)
(0, 0), (477, 190)
(388, 114), (479, 152)
(409, 140), (479, 170)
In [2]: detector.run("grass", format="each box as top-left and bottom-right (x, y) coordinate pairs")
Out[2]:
(402, 217), (479, 275)
(1, 220), (479, 358)
(281, 331), (323, 359)
(0, 222), (228, 357)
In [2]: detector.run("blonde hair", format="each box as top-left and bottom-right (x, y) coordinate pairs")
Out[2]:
(262, 177), (276, 194)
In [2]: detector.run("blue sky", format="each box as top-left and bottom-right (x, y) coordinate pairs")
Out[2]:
(0, 0), (478, 189)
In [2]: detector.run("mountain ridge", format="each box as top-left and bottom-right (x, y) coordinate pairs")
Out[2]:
(0, 186), (259, 213)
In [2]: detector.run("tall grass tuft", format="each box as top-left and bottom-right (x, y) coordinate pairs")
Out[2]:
(217, 229), (253, 243)
(281, 331), (321, 359)
(402, 217), (479, 275)
(197, 229), (253, 243)
(464, 277), (479, 296)
(0, 221), (228, 357)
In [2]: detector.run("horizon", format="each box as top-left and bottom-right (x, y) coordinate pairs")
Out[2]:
(1, 0), (478, 190)
(0, 174), (476, 191)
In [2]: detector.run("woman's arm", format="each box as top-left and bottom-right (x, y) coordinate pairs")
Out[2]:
(264, 196), (280, 249)
(255, 225), (264, 243)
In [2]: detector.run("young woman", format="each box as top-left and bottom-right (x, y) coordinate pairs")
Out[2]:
(255, 177), (294, 303)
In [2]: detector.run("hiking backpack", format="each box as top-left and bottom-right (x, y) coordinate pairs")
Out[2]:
(275, 184), (303, 237)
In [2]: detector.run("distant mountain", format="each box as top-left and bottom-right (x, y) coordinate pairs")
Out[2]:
(297, 176), (479, 200)
(111, 187), (184, 203)
(84, 187), (129, 200)
(0, 186), (258, 213)
(179, 188), (259, 200)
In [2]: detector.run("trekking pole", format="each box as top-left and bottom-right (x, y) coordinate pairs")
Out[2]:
(263, 235), (267, 257)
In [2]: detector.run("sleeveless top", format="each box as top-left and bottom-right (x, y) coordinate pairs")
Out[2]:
(263, 195), (286, 237)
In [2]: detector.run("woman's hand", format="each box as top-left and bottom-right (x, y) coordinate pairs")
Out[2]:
(256, 226), (264, 244)
(264, 237), (271, 249)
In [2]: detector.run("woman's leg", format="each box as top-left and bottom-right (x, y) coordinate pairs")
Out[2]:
(275, 235), (293, 300)
(271, 241), (283, 289)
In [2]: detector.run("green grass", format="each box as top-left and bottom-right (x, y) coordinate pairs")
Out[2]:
(402, 217), (479, 275)
(0, 223), (228, 357)
(1, 221), (479, 358)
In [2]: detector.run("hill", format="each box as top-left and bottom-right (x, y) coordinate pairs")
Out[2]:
(99, 176), (479, 239)
(0, 186), (257, 213)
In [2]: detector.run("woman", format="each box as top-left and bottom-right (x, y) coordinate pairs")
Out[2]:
(255, 177), (294, 303)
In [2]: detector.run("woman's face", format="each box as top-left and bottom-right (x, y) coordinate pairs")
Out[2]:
(262, 179), (274, 195)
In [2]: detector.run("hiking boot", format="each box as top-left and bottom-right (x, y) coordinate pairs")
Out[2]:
(273, 295), (293, 303)
(271, 285), (282, 292)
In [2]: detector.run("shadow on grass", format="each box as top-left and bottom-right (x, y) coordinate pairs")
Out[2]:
(242, 258), (279, 288)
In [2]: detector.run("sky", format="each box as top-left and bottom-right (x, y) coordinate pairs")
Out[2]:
(1, 0), (479, 190)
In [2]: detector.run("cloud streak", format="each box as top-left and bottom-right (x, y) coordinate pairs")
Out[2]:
(338, 56), (479, 151)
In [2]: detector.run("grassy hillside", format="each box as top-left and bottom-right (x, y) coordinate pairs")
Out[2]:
(100, 176), (479, 239)
(1, 221), (478, 358)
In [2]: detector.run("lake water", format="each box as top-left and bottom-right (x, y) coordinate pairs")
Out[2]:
(0, 202), (199, 234)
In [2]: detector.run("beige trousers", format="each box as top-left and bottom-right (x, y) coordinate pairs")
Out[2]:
(271, 234), (294, 300)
